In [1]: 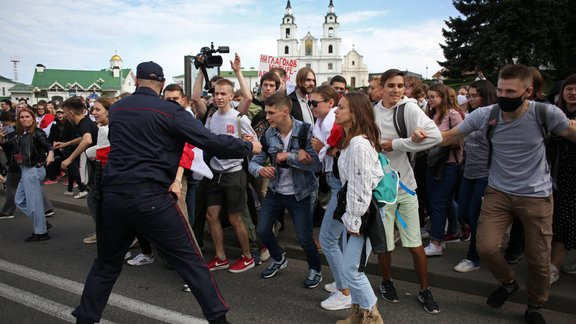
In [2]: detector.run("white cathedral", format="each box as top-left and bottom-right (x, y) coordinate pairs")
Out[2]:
(277, 0), (369, 88)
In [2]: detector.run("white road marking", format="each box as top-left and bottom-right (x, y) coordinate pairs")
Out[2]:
(0, 259), (206, 324)
(0, 282), (115, 323)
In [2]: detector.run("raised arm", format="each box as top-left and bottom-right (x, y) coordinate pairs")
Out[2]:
(231, 53), (253, 115)
(192, 69), (207, 119)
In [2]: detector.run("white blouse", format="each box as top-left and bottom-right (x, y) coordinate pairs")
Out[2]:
(338, 135), (383, 233)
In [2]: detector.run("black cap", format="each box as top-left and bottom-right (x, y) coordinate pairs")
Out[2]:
(136, 61), (165, 81)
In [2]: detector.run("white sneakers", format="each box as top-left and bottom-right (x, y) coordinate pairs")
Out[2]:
(550, 263), (560, 285)
(259, 247), (271, 262)
(74, 191), (88, 199)
(454, 259), (480, 273)
(424, 243), (443, 256)
(127, 253), (155, 266)
(324, 281), (337, 293)
(82, 233), (97, 244)
(321, 290), (352, 310)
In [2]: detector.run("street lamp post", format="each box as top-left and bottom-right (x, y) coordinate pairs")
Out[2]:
(96, 78), (104, 96)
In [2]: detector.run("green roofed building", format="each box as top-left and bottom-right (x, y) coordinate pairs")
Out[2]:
(172, 68), (261, 95)
(219, 69), (261, 94)
(0, 74), (17, 101)
(10, 54), (135, 105)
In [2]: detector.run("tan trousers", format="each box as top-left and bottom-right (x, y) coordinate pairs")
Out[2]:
(477, 186), (553, 307)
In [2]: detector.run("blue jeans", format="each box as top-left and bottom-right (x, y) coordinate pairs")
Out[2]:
(342, 235), (377, 310)
(2, 170), (53, 215)
(319, 173), (346, 289)
(447, 198), (459, 234)
(458, 176), (488, 263)
(256, 191), (321, 271)
(15, 166), (47, 234)
(426, 163), (458, 241)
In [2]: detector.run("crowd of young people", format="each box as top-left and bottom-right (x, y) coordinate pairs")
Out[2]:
(1, 61), (575, 324)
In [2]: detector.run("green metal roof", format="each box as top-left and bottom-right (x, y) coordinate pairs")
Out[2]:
(0, 75), (14, 83)
(9, 82), (34, 92)
(31, 68), (132, 91)
(219, 70), (259, 78)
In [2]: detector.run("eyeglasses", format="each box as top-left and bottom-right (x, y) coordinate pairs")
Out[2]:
(405, 84), (413, 89)
(466, 94), (480, 99)
(308, 99), (327, 108)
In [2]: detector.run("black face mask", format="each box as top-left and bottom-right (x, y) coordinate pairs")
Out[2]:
(497, 89), (527, 113)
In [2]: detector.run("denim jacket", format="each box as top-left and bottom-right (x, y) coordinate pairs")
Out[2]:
(249, 118), (321, 201)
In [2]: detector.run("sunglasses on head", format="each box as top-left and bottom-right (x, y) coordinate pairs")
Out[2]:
(308, 99), (327, 108)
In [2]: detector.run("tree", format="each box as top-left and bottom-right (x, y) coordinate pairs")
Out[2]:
(440, 0), (576, 81)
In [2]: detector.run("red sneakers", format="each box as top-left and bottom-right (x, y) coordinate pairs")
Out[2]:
(459, 225), (472, 242)
(228, 255), (255, 273)
(208, 256), (230, 271)
(43, 179), (59, 185)
(443, 232), (461, 244)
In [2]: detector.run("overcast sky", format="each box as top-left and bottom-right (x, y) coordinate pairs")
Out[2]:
(0, 0), (460, 84)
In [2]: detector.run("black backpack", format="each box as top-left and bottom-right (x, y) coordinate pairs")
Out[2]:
(391, 103), (416, 166)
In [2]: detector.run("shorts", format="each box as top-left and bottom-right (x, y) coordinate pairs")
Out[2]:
(380, 191), (422, 252)
(205, 169), (247, 213)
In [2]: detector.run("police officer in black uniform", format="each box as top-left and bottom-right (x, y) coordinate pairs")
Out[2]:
(72, 61), (261, 324)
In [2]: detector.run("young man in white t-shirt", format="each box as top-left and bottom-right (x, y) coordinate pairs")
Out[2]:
(204, 58), (258, 273)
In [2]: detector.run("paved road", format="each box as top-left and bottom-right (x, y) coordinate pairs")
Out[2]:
(1, 208), (574, 323)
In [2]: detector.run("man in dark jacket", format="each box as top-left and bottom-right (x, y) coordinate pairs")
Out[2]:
(288, 67), (316, 123)
(72, 61), (261, 324)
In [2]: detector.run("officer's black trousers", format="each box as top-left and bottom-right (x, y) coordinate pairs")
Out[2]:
(72, 187), (229, 322)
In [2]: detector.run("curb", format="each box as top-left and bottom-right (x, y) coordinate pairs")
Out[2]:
(48, 196), (576, 315)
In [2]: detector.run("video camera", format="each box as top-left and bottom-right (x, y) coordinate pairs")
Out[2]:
(193, 42), (230, 69)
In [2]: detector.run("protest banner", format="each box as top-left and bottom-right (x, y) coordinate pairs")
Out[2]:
(258, 54), (299, 85)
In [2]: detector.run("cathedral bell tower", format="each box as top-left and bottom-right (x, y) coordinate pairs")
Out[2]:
(321, 0), (340, 57)
(277, 0), (299, 57)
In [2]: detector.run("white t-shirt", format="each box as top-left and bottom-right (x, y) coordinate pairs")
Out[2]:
(296, 90), (314, 125)
(206, 107), (256, 173)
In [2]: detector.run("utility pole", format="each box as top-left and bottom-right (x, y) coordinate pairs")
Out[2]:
(10, 56), (20, 81)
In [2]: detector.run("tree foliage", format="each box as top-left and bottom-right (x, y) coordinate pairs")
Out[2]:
(440, 0), (576, 81)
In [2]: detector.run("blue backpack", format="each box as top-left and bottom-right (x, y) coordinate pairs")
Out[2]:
(373, 152), (399, 205)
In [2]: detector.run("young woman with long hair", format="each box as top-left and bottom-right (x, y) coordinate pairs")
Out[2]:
(424, 83), (464, 256)
(0, 107), (54, 242)
(82, 97), (114, 245)
(550, 73), (576, 282)
(310, 85), (352, 310)
(453, 80), (497, 273)
(334, 91), (384, 323)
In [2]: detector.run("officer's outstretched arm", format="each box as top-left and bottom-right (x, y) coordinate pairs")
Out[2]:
(173, 110), (254, 159)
